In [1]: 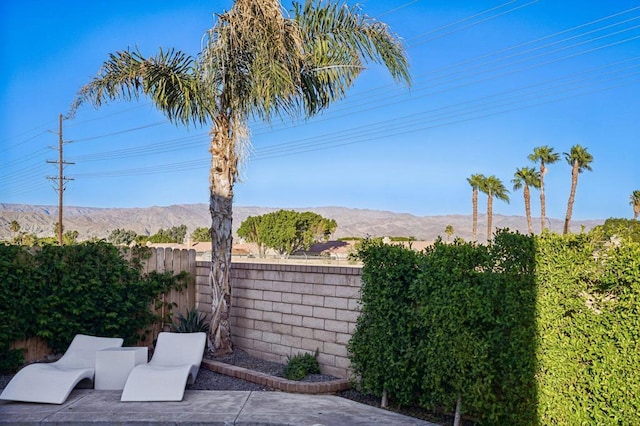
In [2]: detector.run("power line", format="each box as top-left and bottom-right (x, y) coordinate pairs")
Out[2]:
(3, 3), (639, 185)
(408, 0), (539, 46)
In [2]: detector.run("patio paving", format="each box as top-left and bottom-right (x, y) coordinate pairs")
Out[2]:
(0, 389), (437, 425)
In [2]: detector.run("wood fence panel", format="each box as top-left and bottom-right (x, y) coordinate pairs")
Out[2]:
(145, 248), (197, 345)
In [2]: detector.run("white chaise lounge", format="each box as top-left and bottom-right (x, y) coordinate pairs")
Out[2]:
(0, 334), (124, 404)
(120, 332), (206, 402)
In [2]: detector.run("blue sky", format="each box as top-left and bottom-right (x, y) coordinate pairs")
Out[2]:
(1, 0), (639, 221)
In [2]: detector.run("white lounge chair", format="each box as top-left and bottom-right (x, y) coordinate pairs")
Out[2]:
(0, 334), (124, 404)
(120, 332), (206, 402)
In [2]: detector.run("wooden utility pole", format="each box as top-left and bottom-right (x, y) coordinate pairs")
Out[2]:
(47, 114), (74, 245)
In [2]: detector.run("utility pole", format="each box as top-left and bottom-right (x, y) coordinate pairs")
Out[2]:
(47, 114), (74, 245)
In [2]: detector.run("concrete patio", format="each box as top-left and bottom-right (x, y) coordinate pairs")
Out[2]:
(0, 389), (437, 425)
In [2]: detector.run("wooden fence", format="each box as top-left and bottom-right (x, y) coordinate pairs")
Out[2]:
(136, 248), (198, 347)
(14, 248), (197, 362)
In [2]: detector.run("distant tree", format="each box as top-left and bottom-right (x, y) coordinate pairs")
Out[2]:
(479, 175), (510, 241)
(444, 224), (454, 241)
(467, 173), (486, 242)
(38, 236), (58, 246)
(62, 230), (79, 245)
(135, 235), (150, 245)
(630, 190), (640, 220)
(191, 227), (212, 242)
(239, 210), (337, 258)
(512, 167), (540, 234)
(107, 228), (138, 245)
(237, 216), (266, 257)
(299, 211), (337, 243)
(168, 225), (187, 243)
(563, 145), (593, 234)
(529, 146), (559, 232)
(9, 220), (20, 238)
(388, 236), (416, 242)
(593, 218), (640, 242)
(148, 225), (188, 244)
(20, 233), (38, 246)
(52, 222), (78, 245)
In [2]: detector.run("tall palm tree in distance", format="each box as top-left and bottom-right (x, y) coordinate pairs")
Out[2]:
(512, 167), (540, 235)
(10, 220), (20, 241)
(629, 190), (640, 220)
(528, 145), (559, 233)
(467, 173), (486, 242)
(72, 0), (411, 354)
(479, 175), (510, 241)
(563, 144), (593, 234)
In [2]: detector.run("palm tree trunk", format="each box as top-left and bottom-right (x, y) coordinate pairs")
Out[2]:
(487, 194), (493, 242)
(563, 161), (579, 235)
(539, 165), (546, 233)
(208, 115), (236, 355)
(524, 185), (533, 234)
(472, 189), (478, 242)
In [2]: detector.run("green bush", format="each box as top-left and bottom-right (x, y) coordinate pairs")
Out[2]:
(0, 242), (190, 372)
(535, 232), (640, 424)
(347, 239), (423, 404)
(348, 230), (640, 424)
(0, 244), (39, 371)
(284, 349), (320, 381)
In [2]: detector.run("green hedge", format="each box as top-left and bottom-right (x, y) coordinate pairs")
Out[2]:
(535, 232), (640, 424)
(348, 229), (640, 424)
(0, 242), (190, 373)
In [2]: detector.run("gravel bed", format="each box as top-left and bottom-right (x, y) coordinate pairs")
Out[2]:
(210, 349), (339, 383)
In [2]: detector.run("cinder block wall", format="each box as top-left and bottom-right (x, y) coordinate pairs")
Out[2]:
(195, 261), (363, 379)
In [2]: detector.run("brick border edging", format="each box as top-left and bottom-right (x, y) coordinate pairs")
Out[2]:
(201, 359), (350, 394)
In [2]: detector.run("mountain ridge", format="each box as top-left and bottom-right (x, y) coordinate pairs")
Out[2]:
(0, 203), (605, 242)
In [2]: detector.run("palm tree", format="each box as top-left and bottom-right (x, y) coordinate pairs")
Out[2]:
(444, 224), (454, 242)
(630, 190), (640, 220)
(10, 220), (20, 240)
(467, 173), (486, 242)
(72, 0), (410, 354)
(563, 144), (593, 234)
(528, 146), (559, 233)
(479, 175), (510, 241)
(512, 167), (540, 234)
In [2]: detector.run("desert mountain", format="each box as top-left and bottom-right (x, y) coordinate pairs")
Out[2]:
(0, 203), (604, 242)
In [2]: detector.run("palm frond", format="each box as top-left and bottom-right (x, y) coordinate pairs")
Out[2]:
(199, 0), (411, 122)
(200, 0), (305, 122)
(294, 0), (411, 114)
(70, 48), (214, 127)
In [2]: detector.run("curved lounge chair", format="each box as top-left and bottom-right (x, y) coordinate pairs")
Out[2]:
(120, 332), (206, 402)
(0, 334), (124, 404)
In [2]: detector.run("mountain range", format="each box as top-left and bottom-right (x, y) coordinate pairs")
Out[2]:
(0, 203), (605, 242)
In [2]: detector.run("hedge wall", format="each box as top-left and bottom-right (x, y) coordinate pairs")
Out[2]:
(0, 242), (189, 373)
(348, 229), (640, 424)
(535, 232), (640, 424)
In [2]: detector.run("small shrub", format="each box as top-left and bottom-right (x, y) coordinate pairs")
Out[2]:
(284, 349), (320, 381)
(171, 308), (210, 333)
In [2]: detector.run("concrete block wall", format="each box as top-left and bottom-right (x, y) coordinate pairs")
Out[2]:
(194, 261), (363, 379)
(195, 262), (212, 316)
(230, 262), (363, 379)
